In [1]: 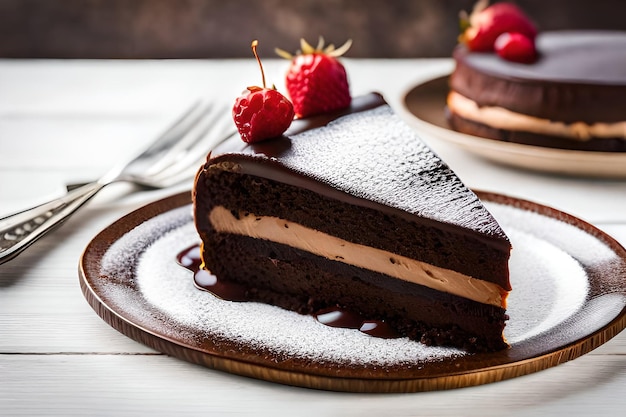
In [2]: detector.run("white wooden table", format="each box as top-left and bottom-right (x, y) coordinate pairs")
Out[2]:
(1, 59), (626, 416)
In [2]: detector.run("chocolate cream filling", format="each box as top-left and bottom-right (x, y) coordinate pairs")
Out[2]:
(208, 205), (508, 308)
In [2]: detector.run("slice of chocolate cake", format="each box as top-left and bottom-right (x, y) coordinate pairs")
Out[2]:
(193, 93), (511, 352)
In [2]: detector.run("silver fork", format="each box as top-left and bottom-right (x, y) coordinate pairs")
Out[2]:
(0, 101), (235, 265)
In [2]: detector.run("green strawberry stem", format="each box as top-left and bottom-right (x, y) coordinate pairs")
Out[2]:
(275, 37), (352, 59)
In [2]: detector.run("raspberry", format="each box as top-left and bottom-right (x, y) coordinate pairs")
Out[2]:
(495, 32), (537, 63)
(233, 87), (294, 143)
(232, 41), (294, 143)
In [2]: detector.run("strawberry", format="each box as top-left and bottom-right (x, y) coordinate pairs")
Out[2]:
(232, 40), (294, 143)
(276, 37), (352, 118)
(494, 32), (537, 63)
(459, 0), (537, 52)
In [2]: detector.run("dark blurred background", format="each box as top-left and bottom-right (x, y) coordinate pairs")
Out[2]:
(1, 0), (624, 59)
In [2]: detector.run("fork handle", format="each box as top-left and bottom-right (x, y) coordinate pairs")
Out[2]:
(0, 182), (105, 265)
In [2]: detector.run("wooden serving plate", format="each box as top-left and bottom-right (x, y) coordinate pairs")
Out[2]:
(79, 191), (626, 392)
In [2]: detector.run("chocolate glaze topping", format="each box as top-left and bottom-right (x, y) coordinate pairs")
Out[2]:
(460, 31), (626, 84)
(450, 31), (626, 123)
(203, 93), (510, 250)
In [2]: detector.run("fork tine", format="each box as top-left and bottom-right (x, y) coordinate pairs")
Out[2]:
(100, 101), (214, 185)
(140, 102), (224, 176)
(121, 102), (215, 179)
(137, 100), (205, 158)
(140, 104), (236, 185)
(164, 102), (226, 154)
(200, 106), (237, 145)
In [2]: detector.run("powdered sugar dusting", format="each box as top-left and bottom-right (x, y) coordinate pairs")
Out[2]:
(100, 206), (463, 366)
(101, 206), (192, 283)
(98, 200), (604, 365)
(501, 229), (588, 343)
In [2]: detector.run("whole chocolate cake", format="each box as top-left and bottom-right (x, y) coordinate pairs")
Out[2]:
(193, 93), (512, 352)
(447, 31), (626, 152)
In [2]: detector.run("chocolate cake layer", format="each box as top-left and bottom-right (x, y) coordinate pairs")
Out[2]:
(199, 231), (508, 352)
(196, 171), (510, 290)
(193, 93), (511, 351)
(450, 31), (626, 124)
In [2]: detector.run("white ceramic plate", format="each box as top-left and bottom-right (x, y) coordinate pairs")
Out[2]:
(400, 75), (626, 178)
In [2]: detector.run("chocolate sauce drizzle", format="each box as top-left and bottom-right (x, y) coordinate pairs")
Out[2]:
(176, 245), (400, 339)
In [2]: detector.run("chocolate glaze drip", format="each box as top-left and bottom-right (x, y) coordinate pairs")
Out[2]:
(177, 245), (401, 339)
